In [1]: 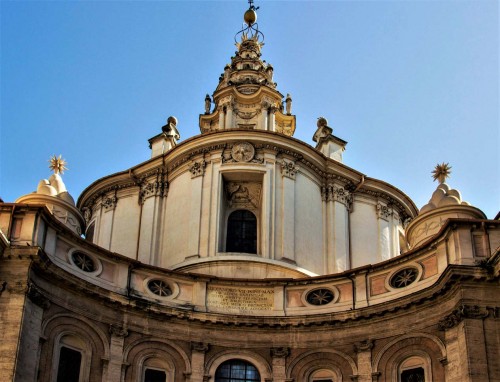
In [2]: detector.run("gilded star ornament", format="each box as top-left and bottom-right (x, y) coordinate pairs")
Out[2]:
(432, 162), (451, 183)
(49, 155), (68, 175)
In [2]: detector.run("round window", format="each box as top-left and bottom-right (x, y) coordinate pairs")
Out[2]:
(306, 288), (335, 306)
(390, 268), (418, 288)
(71, 251), (96, 272)
(147, 280), (172, 297)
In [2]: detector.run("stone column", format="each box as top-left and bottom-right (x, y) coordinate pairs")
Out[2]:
(271, 347), (289, 382)
(190, 342), (209, 382)
(354, 340), (373, 382)
(105, 324), (129, 381)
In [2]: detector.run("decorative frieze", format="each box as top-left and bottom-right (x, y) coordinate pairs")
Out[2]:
(280, 160), (298, 179)
(189, 160), (207, 178)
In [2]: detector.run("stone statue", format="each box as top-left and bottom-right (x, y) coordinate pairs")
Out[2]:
(161, 116), (180, 141)
(205, 94), (211, 114)
(312, 117), (333, 142)
(285, 93), (292, 115)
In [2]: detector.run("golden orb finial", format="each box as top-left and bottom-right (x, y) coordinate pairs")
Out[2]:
(244, 8), (257, 26)
(49, 154), (68, 175)
(432, 162), (452, 183)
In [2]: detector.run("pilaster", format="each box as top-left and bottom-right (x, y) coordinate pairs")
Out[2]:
(271, 347), (289, 382)
(354, 340), (373, 382)
(190, 342), (209, 382)
(105, 324), (129, 381)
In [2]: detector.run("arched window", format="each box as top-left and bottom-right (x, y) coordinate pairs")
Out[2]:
(226, 210), (257, 254)
(399, 356), (427, 382)
(215, 359), (260, 382)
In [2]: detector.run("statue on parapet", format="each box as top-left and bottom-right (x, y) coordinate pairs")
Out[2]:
(161, 116), (180, 141)
(312, 117), (333, 142)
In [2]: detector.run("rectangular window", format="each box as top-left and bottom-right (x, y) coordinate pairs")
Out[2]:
(145, 368), (167, 382)
(57, 346), (82, 382)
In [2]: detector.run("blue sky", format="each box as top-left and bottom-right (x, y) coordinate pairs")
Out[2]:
(1, 0), (498, 218)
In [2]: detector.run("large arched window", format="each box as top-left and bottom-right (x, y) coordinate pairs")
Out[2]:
(226, 210), (257, 254)
(215, 359), (260, 382)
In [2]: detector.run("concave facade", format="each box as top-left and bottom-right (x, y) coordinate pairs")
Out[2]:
(1, 4), (499, 382)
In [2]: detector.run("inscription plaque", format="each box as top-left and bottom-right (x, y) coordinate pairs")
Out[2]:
(207, 286), (274, 313)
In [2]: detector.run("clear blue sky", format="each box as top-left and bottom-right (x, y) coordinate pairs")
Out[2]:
(1, 0), (498, 218)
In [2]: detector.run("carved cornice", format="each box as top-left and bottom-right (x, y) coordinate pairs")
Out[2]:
(438, 304), (489, 330)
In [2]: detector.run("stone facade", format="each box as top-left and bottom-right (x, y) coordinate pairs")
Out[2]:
(1, 4), (499, 382)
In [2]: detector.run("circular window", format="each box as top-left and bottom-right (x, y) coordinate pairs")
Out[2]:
(147, 280), (172, 297)
(306, 288), (335, 306)
(390, 268), (418, 288)
(71, 251), (96, 272)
